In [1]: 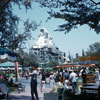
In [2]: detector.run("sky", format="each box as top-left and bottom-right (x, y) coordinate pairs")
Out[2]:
(13, 2), (100, 59)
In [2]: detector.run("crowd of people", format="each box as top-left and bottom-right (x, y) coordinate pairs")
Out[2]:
(29, 66), (100, 100)
(0, 66), (99, 100)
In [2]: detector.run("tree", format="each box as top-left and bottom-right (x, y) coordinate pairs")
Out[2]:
(82, 49), (85, 57)
(85, 42), (100, 56)
(46, 60), (59, 67)
(36, 0), (100, 34)
(17, 52), (39, 67)
(0, 0), (40, 51)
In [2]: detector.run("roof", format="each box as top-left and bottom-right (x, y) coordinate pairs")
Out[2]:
(53, 64), (95, 69)
(0, 48), (17, 57)
(0, 48), (17, 62)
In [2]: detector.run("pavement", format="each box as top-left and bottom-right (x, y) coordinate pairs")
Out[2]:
(7, 76), (51, 100)
(3, 76), (100, 100)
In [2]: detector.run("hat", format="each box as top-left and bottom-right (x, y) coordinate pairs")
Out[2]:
(70, 70), (73, 72)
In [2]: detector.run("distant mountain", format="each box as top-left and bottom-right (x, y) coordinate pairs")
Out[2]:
(31, 28), (65, 65)
(33, 28), (56, 49)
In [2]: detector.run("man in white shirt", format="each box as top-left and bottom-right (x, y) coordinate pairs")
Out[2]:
(69, 70), (77, 93)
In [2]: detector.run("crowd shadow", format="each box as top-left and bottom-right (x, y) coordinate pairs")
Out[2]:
(8, 94), (32, 100)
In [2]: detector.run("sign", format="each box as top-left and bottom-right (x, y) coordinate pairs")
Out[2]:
(76, 77), (83, 92)
(81, 86), (99, 95)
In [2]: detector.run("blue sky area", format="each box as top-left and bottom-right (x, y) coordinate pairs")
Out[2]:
(13, 2), (100, 59)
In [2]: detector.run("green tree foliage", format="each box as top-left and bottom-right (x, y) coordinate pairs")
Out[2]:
(0, 0), (40, 50)
(85, 42), (100, 56)
(17, 52), (39, 67)
(35, 0), (100, 34)
(47, 60), (59, 67)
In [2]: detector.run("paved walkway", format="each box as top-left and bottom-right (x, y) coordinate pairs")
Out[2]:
(8, 77), (51, 100)
(8, 87), (51, 100)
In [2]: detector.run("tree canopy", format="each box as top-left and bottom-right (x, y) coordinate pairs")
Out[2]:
(17, 52), (39, 67)
(1, 0), (100, 51)
(46, 60), (59, 67)
(0, 0), (40, 51)
(36, 0), (100, 34)
(85, 42), (100, 56)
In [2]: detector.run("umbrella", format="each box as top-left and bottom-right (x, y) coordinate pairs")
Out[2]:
(0, 48), (17, 62)
(0, 61), (21, 68)
(37, 67), (42, 70)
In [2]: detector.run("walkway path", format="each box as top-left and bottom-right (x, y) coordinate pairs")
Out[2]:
(8, 77), (51, 100)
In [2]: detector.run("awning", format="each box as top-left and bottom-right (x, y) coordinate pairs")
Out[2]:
(0, 48), (17, 62)
(0, 61), (21, 68)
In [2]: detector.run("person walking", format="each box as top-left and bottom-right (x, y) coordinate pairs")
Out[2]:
(64, 70), (69, 88)
(49, 72), (55, 88)
(69, 70), (77, 93)
(81, 67), (87, 85)
(29, 67), (39, 100)
(40, 70), (46, 92)
(95, 68), (99, 81)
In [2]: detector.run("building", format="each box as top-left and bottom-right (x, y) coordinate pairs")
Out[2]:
(30, 28), (65, 66)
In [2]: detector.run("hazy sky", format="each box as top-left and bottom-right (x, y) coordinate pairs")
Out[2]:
(13, 2), (100, 58)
